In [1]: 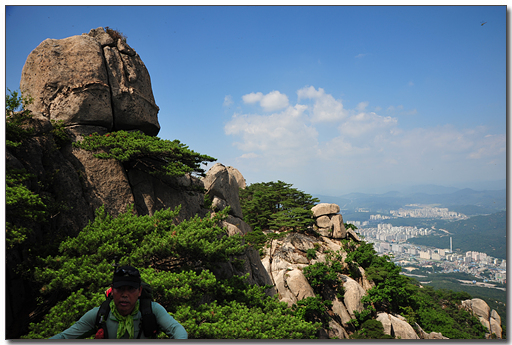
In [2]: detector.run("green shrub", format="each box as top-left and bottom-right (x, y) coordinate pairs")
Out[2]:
(293, 296), (331, 328)
(243, 228), (267, 257)
(306, 248), (317, 260)
(302, 251), (345, 299)
(239, 181), (319, 232)
(350, 319), (394, 339)
(6, 88), (34, 148)
(6, 168), (47, 248)
(50, 119), (71, 149)
(73, 130), (216, 178)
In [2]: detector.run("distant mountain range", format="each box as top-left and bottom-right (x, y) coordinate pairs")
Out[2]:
(314, 185), (506, 216)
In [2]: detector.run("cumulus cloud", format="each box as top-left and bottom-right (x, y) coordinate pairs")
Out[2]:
(239, 152), (259, 159)
(467, 133), (506, 159)
(224, 104), (316, 154)
(242, 92), (263, 104)
(297, 86), (348, 122)
(242, 90), (289, 111)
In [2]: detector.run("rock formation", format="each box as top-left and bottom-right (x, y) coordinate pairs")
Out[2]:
(311, 203), (360, 241)
(462, 298), (503, 338)
(20, 27), (160, 136)
(261, 228), (367, 338)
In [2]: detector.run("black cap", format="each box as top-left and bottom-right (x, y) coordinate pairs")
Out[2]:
(112, 266), (141, 289)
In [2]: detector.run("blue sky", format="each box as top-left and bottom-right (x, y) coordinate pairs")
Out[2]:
(5, 5), (507, 195)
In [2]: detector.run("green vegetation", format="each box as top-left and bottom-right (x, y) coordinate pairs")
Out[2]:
(420, 272), (507, 327)
(24, 206), (320, 339)
(6, 88), (34, 148)
(73, 130), (216, 178)
(241, 181), (495, 339)
(350, 319), (394, 339)
(6, 90), (46, 248)
(6, 168), (47, 248)
(239, 181), (319, 232)
(293, 296), (332, 328)
(412, 287), (488, 339)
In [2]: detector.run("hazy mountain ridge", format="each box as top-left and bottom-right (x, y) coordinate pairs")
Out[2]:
(314, 185), (506, 215)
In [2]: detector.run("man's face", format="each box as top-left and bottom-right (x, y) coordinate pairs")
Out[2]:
(112, 285), (142, 316)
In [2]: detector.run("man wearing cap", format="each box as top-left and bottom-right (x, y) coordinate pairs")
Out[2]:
(50, 266), (188, 339)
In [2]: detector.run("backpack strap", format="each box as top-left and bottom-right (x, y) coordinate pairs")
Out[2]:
(95, 297), (112, 339)
(138, 298), (158, 338)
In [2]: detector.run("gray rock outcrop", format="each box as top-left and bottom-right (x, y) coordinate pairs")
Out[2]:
(261, 228), (373, 337)
(415, 323), (449, 339)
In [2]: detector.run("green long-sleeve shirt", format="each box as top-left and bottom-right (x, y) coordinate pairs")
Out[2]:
(50, 301), (188, 339)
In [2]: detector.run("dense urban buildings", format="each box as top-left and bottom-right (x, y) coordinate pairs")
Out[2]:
(347, 206), (506, 287)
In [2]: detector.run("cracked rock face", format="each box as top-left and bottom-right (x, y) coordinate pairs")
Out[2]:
(20, 27), (160, 136)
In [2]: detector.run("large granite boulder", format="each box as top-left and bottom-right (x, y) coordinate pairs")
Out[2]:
(20, 27), (160, 136)
(202, 163), (244, 218)
(20, 35), (113, 128)
(462, 298), (502, 338)
(377, 312), (420, 339)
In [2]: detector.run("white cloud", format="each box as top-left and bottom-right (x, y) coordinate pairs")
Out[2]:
(239, 152), (259, 159)
(223, 95), (233, 107)
(242, 90), (289, 111)
(467, 133), (506, 159)
(242, 92), (263, 104)
(224, 104), (316, 157)
(260, 90), (289, 111)
(297, 85), (324, 100)
(339, 112), (398, 138)
(297, 86), (347, 122)
(356, 101), (369, 111)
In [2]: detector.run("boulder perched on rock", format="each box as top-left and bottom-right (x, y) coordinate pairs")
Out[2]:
(310, 202), (361, 241)
(20, 27), (160, 136)
(311, 203), (340, 217)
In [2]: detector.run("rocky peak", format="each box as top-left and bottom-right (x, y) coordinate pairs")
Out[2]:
(20, 27), (160, 136)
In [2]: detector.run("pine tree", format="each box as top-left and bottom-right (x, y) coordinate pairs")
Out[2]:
(239, 181), (319, 231)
